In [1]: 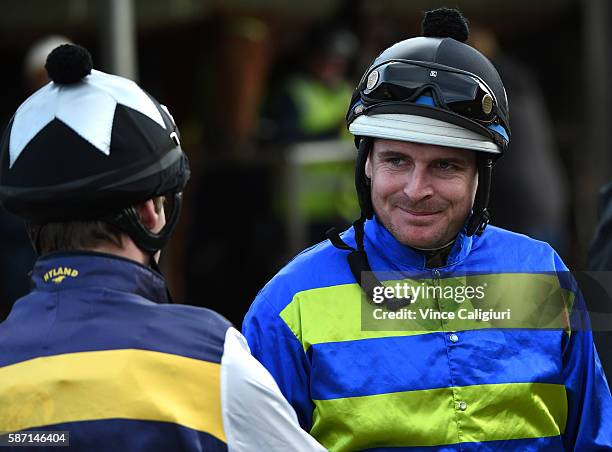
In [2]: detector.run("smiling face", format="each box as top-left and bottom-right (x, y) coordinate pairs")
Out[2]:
(366, 139), (478, 249)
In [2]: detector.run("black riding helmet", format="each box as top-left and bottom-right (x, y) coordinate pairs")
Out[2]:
(0, 44), (190, 255)
(327, 8), (512, 310)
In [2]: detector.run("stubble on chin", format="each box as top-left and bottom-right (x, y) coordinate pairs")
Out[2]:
(377, 211), (414, 247)
(380, 211), (452, 249)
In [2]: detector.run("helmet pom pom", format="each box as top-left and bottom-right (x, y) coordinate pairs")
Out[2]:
(422, 8), (469, 43)
(45, 44), (93, 85)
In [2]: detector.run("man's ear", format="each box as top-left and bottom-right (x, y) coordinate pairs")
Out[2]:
(365, 152), (372, 181)
(135, 200), (159, 232)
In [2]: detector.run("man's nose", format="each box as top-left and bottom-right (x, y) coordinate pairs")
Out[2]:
(403, 167), (434, 202)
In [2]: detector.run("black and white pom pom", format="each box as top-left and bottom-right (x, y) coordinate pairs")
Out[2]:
(45, 44), (93, 85)
(422, 8), (469, 43)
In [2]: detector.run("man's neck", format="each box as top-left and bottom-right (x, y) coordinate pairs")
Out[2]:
(89, 238), (150, 266)
(413, 240), (456, 269)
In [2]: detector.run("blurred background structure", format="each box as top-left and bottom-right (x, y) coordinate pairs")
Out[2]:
(1, 0), (611, 346)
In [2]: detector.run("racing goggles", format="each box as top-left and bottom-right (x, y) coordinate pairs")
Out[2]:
(361, 60), (501, 125)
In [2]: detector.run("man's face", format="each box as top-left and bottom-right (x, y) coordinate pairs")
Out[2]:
(366, 139), (478, 249)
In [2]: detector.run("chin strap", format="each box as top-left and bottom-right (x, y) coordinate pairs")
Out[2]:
(331, 135), (427, 310)
(104, 191), (184, 304)
(466, 155), (494, 236)
(326, 218), (413, 311)
(104, 192), (183, 255)
(335, 137), (403, 308)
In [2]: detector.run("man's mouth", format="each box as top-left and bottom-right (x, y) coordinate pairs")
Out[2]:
(397, 206), (442, 217)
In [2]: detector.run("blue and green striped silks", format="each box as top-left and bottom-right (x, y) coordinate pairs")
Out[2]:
(243, 217), (612, 451)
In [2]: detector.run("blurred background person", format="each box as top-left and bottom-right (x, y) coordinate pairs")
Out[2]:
(260, 24), (360, 247)
(261, 26), (356, 143)
(24, 35), (72, 91)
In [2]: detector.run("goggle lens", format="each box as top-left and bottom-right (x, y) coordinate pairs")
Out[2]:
(362, 61), (498, 124)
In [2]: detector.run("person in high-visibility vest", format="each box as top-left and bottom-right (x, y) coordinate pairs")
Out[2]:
(266, 27), (360, 238)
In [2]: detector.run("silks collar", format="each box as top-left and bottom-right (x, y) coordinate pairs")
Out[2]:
(30, 251), (171, 304)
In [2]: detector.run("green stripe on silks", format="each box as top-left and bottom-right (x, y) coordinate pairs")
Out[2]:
(310, 382), (567, 452)
(280, 282), (414, 351)
(280, 273), (575, 350)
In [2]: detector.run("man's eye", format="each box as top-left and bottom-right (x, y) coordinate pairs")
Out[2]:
(388, 157), (403, 166)
(437, 161), (454, 170)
